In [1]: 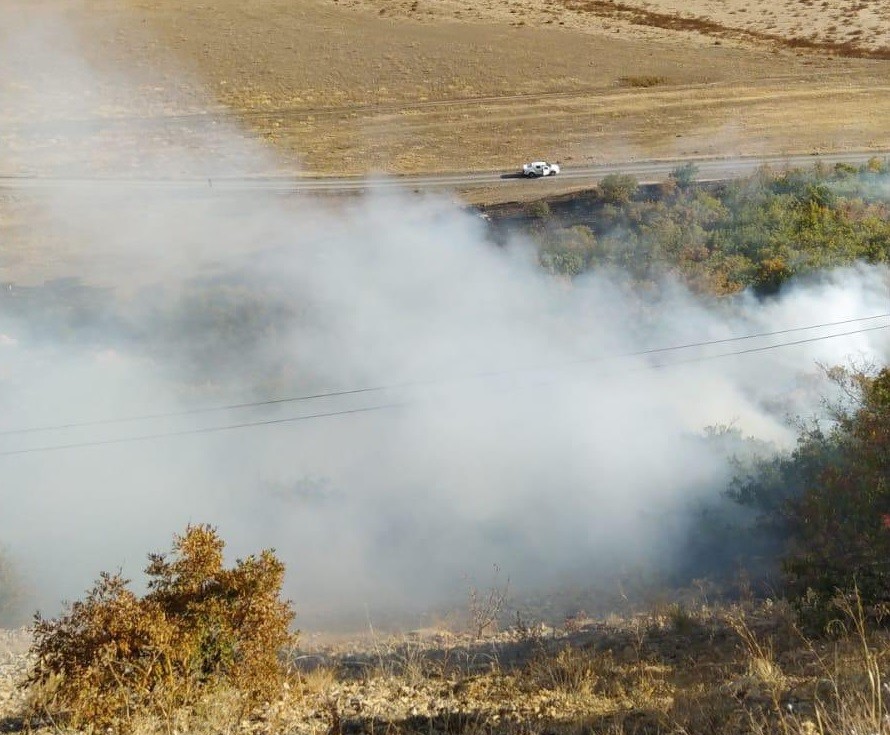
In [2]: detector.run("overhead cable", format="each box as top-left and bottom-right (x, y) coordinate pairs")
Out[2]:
(2, 312), (887, 437)
(1, 321), (887, 457)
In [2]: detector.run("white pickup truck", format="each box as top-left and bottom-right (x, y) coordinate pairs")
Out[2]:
(522, 161), (560, 177)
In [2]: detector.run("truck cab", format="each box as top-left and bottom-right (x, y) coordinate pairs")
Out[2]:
(522, 161), (560, 177)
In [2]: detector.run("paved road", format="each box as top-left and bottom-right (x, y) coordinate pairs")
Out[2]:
(0, 151), (886, 194)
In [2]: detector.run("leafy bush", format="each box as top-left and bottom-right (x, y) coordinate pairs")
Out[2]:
(25, 525), (296, 730)
(670, 162), (699, 189)
(730, 368), (890, 632)
(752, 255), (793, 295)
(538, 225), (598, 277)
(522, 164), (890, 294)
(527, 200), (551, 221)
(782, 368), (890, 629)
(598, 174), (639, 205)
(866, 156), (888, 175)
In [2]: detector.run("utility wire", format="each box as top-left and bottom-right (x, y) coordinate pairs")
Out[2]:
(1, 313), (888, 437)
(649, 322), (889, 368)
(0, 321), (887, 457)
(0, 403), (408, 457)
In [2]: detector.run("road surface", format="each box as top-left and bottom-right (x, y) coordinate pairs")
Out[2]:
(0, 151), (886, 194)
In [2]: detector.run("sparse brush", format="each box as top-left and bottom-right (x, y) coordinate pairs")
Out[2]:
(467, 565), (510, 639)
(747, 653), (785, 690)
(667, 603), (700, 636)
(618, 74), (668, 87)
(811, 590), (888, 733)
(528, 645), (613, 696)
(292, 663), (337, 698)
(369, 636), (443, 684)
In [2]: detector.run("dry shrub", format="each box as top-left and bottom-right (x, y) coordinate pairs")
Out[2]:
(467, 565), (510, 639)
(666, 602), (701, 636)
(528, 645), (616, 696)
(25, 524), (296, 731)
(731, 616), (784, 675)
(293, 663), (337, 698)
(618, 75), (667, 87)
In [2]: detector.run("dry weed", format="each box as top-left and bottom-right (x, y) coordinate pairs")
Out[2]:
(618, 75), (668, 87)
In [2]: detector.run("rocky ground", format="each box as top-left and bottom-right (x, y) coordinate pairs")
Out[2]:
(0, 629), (30, 729)
(1, 603), (887, 734)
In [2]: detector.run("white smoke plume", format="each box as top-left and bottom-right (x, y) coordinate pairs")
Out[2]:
(0, 5), (888, 629)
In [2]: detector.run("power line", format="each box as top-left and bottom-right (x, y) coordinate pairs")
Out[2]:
(649, 322), (889, 369)
(569, 313), (890, 366)
(1, 321), (887, 457)
(2, 312), (888, 438)
(0, 403), (407, 458)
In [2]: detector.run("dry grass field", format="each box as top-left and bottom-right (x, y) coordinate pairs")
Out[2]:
(2, 0), (890, 182)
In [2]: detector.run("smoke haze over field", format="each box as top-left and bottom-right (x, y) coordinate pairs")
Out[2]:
(1, 6), (889, 628)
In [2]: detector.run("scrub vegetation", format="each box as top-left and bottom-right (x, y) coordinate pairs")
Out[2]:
(519, 159), (890, 294)
(3, 0), (890, 731)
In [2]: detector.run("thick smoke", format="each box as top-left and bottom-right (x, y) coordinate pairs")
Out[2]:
(1, 6), (888, 629)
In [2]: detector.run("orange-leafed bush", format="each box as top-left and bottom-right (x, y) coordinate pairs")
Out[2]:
(26, 524), (295, 730)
